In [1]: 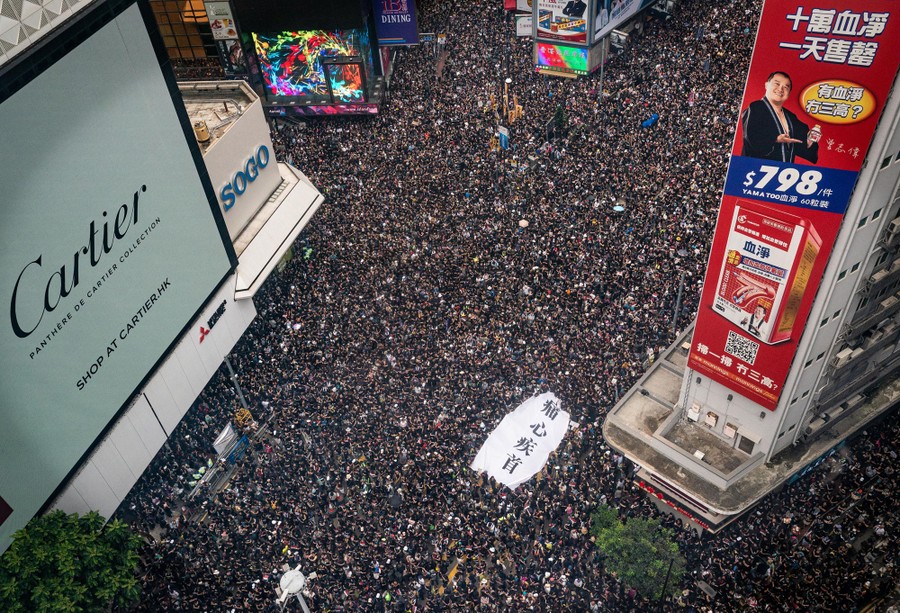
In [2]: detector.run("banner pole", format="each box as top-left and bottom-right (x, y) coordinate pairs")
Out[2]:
(224, 356), (249, 410)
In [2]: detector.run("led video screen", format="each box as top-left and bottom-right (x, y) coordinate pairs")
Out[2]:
(252, 29), (371, 102)
(536, 41), (588, 75)
(326, 63), (365, 102)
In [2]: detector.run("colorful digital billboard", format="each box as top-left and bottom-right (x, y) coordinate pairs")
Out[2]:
(535, 41), (588, 75)
(536, 0), (588, 45)
(687, 1), (899, 410)
(267, 103), (379, 117)
(373, 0), (419, 46)
(326, 63), (366, 102)
(252, 29), (372, 102)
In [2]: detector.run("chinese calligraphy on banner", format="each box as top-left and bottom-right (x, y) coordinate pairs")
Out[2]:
(470, 393), (570, 489)
(688, 1), (899, 410)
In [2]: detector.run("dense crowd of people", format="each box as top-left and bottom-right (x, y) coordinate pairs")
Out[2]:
(172, 57), (226, 81)
(118, 0), (898, 610)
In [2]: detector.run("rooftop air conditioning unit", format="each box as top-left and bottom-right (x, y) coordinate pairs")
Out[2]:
(723, 423), (737, 439)
(832, 347), (853, 368)
(870, 269), (889, 284)
(687, 403), (701, 421)
(864, 331), (884, 349)
(888, 217), (900, 235)
(705, 411), (718, 427)
(879, 295), (898, 310)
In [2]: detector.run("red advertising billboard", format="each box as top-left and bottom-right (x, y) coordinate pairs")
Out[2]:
(688, 1), (899, 410)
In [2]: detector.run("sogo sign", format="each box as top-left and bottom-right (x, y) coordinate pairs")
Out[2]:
(220, 145), (270, 211)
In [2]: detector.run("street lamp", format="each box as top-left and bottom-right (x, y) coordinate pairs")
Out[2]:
(504, 77), (512, 117)
(671, 271), (687, 334)
(277, 567), (312, 612)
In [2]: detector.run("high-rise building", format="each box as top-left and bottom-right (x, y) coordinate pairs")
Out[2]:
(603, 0), (900, 531)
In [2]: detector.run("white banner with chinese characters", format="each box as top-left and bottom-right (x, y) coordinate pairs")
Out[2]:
(470, 393), (569, 489)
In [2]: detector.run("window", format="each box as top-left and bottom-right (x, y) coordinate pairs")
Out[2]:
(801, 390), (810, 398)
(851, 262), (861, 273)
(838, 270), (847, 281)
(778, 431), (786, 438)
(858, 216), (868, 228)
(788, 424), (796, 431)
(820, 316), (829, 327)
(816, 352), (825, 361)
(882, 156), (892, 169)
(804, 359), (813, 368)
(790, 397), (798, 405)
(737, 434), (756, 454)
(872, 208), (883, 221)
(149, 0), (219, 64)
(832, 309), (842, 319)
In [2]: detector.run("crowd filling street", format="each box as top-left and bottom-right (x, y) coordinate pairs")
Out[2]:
(123, 0), (898, 610)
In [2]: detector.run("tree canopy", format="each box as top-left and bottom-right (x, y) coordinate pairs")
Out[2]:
(591, 504), (686, 601)
(0, 510), (142, 612)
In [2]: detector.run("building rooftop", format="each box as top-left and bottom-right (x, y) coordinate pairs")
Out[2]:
(178, 81), (258, 154)
(603, 325), (900, 517)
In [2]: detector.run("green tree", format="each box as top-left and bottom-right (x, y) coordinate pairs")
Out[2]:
(590, 505), (686, 601)
(553, 104), (568, 134)
(0, 510), (142, 612)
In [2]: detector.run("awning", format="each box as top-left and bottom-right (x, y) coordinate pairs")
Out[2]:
(233, 163), (323, 299)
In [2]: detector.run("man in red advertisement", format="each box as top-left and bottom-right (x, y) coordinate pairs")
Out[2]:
(741, 71), (821, 164)
(740, 303), (770, 340)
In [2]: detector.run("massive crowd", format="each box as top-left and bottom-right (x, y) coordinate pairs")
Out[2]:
(118, 0), (898, 610)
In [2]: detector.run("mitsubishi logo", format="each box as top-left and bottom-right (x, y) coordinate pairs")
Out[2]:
(199, 300), (227, 343)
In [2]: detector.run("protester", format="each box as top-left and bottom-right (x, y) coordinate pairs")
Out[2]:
(119, 1), (897, 610)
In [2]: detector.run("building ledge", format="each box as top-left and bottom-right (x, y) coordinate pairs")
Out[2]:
(180, 81), (258, 154)
(233, 163), (323, 299)
(603, 324), (900, 517)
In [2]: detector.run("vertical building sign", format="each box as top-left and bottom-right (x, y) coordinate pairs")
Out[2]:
(205, 2), (245, 74)
(688, 1), (898, 410)
(373, 0), (419, 46)
(205, 2), (238, 40)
